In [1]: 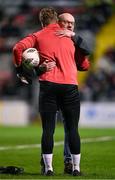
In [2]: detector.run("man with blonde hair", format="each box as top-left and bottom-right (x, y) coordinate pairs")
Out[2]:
(39, 12), (90, 175)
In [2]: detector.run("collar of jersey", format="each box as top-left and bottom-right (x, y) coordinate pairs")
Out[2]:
(44, 23), (60, 29)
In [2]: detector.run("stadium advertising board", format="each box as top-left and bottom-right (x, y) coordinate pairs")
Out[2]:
(80, 102), (115, 127)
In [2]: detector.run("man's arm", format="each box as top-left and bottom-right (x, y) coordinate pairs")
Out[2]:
(72, 35), (91, 56)
(55, 30), (91, 56)
(13, 34), (36, 66)
(72, 35), (90, 71)
(15, 60), (56, 84)
(13, 34), (56, 84)
(55, 29), (90, 71)
(75, 46), (90, 71)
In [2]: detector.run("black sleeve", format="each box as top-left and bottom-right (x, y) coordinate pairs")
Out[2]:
(16, 63), (46, 79)
(15, 64), (46, 84)
(72, 35), (91, 56)
(15, 65), (23, 75)
(34, 66), (47, 76)
(15, 65), (33, 84)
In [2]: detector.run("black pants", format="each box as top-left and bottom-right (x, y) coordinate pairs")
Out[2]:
(39, 81), (80, 155)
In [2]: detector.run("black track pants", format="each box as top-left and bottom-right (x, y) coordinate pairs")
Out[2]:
(39, 81), (80, 154)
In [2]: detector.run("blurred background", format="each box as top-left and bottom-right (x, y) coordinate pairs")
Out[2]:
(0, 0), (115, 127)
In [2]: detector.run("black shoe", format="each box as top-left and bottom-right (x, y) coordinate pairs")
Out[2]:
(64, 161), (72, 174)
(46, 170), (54, 176)
(72, 169), (82, 176)
(0, 166), (24, 174)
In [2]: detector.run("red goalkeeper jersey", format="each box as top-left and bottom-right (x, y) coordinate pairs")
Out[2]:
(13, 23), (88, 85)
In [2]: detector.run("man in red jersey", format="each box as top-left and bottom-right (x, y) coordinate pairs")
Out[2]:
(39, 12), (90, 175)
(13, 7), (89, 176)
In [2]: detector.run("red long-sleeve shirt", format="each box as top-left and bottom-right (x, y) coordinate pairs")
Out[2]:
(13, 23), (89, 85)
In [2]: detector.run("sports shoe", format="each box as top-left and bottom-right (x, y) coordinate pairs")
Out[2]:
(45, 170), (54, 176)
(64, 160), (72, 174)
(72, 169), (82, 176)
(40, 158), (54, 176)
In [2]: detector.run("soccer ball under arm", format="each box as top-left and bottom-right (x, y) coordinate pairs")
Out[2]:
(22, 48), (40, 69)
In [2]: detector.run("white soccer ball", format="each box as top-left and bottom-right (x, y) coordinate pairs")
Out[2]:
(22, 48), (40, 68)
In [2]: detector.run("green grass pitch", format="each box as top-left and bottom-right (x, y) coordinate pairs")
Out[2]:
(0, 124), (115, 179)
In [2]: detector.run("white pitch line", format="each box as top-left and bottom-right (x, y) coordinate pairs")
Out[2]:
(0, 136), (115, 151)
(81, 136), (115, 143)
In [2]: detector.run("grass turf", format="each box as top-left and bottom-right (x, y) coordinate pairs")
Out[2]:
(0, 124), (115, 179)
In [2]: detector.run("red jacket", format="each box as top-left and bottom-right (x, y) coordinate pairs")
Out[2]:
(13, 23), (89, 85)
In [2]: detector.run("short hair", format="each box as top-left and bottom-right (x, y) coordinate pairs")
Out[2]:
(39, 7), (58, 27)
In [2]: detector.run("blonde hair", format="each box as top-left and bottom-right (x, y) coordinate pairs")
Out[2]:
(39, 7), (58, 27)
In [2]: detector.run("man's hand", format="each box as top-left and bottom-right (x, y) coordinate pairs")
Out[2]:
(35, 60), (56, 76)
(55, 29), (75, 38)
(40, 60), (56, 71)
